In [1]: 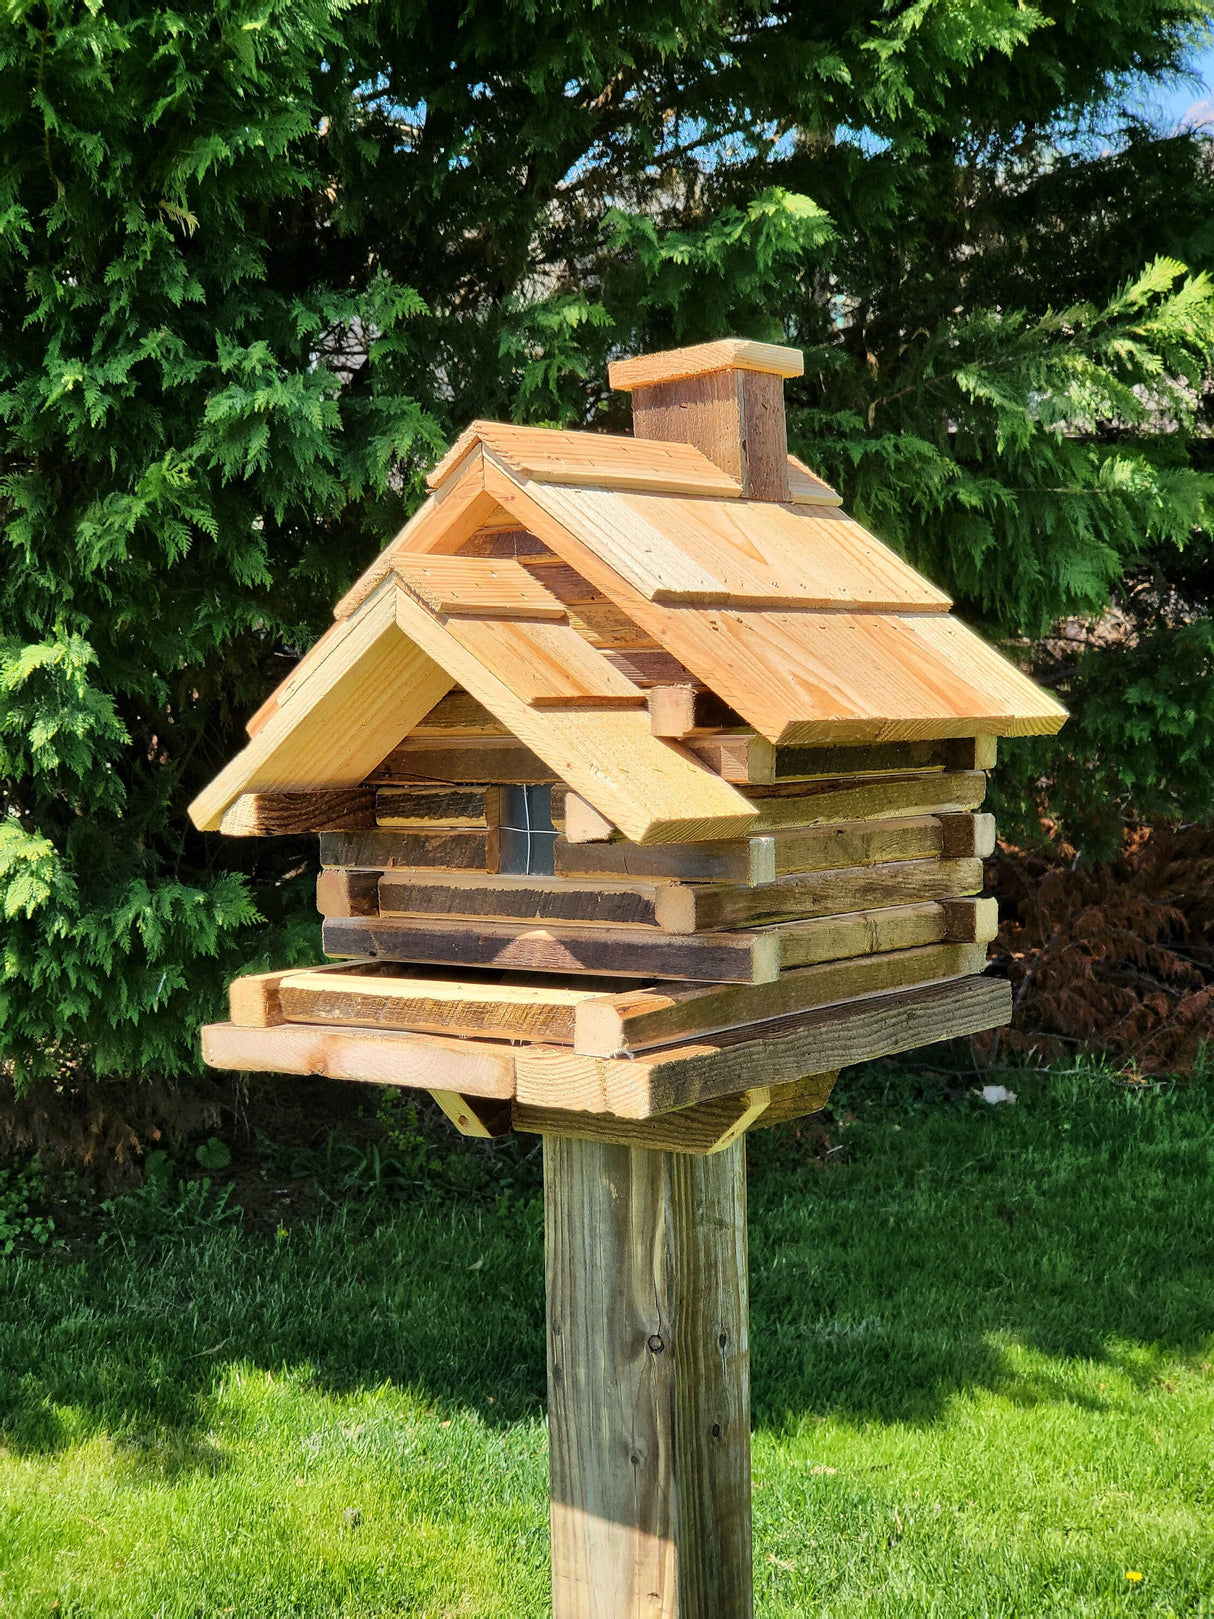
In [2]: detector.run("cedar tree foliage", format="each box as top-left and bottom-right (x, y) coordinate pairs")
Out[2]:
(1, 0), (1213, 1087)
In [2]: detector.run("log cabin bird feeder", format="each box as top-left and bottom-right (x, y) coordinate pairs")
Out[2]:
(191, 338), (1066, 1617)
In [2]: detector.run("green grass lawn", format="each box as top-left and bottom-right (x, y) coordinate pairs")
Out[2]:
(1, 1066), (1212, 1616)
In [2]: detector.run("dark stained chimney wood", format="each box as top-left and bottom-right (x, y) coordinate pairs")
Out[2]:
(609, 339), (803, 502)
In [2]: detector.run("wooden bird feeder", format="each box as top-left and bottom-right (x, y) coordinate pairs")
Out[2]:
(191, 338), (1066, 1616)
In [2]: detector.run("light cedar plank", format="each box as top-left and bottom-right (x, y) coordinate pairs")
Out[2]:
(745, 770), (987, 829)
(392, 587), (758, 845)
(786, 454), (842, 506)
(515, 1087), (771, 1154)
(648, 685), (741, 738)
(504, 476), (733, 604)
(333, 449), (500, 621)
(515, 976), (1012, 1119)
(655, 856), (984, 933)
(228, 958), (378, 1027)
(544, 1135), (751, 1615)
(460, 466), (1051, 742)
(316, 868), (380, 918)
(391, 555), (569, 620)
(378, 870), (667, 927)
(556, 834), (776, 885)
(430, 1091), (513, 1137)
(278, 969), (610, 1044)
(201, 1019), (516, 1097)
(219, 789), (378, 837)
(516, 560), (609, 606)
(369, 738), (561, 785)
(563, 600), (660, 651)
(599, 648), (704, 688)
(437, 615), (646, 708)
(600, 491), (951, 611)
(562, 792), (616, 843)
(188, 587), (454, 832)
(609, 337), (803, 389)
(572, 941), (988, 1057)
(322, 915), (781, 984)
(425, 420), (743, 498)
(375, 784), (499, 827)
(320, 829), (490, 871)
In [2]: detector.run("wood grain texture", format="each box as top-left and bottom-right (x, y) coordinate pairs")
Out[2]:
(939, 811), (998, 859)
(322, 915), (781, 985)
(686, 735), (992, 785)
(316, 868), (381, 919)
(743, 770), (987, 830)
(777, 896), (995, 968)
(436, 613), (647, 709)
(556, 835), (776, 885)
(375, 783), (501, 828)
(572, 941), (988, 1057)
(392, 586), (758, 846)
(517, 1088), (771, 1155)
(391, 555), (568, 619)
(562, 792), (617, 843)
(378, 870), (666, 927)
(189, 585), (453, 832)
(544, 1135), (752, 1618)
(201, 1019), (516, 1097)
(648, 686), (742, 739)
(609, 336), (802, 388)
(427, 420), (743, 498)
(370, 737), (559, 785)
(786, 454), (842, 506)
(320, 829), (490, 872)
(515, 976), (1012, 1118)
(280, 969), (607, 1043)
(654, 857), (984, 933)
(219, 790), (377, 837)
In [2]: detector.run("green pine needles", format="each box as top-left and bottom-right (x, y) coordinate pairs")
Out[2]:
(1, 0), (1212, 1089)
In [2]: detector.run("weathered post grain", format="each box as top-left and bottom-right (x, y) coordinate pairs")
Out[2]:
(544, 1135), (751, 1618)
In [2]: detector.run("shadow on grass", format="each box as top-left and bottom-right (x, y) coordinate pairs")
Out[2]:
(1, 1068), (1212, 1466)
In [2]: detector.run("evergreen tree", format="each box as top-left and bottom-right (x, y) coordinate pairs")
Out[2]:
(2, 0), (1212, 1088)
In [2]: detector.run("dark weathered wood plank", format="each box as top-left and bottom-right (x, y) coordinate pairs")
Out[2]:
(316, 868), (380, 918)
(319, 829), (490, 872)
(545, 1136), (752, 1617)
(219, 790), (377, 837)
(375, 783), (501, 828)
(377, 870), (665, 927)
(655, 857), (984, 933)
(322, 915), (780, 984)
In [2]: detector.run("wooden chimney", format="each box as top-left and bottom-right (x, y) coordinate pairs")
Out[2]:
(609, 337), (803, 502)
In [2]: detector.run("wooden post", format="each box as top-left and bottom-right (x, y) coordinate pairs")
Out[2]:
(544, 1135), (752, 1618)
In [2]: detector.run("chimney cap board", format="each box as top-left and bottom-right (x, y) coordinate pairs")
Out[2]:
(609, 339), (804, 393)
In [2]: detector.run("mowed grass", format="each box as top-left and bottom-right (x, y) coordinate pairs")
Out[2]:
(0, 1067), (1212, 1616)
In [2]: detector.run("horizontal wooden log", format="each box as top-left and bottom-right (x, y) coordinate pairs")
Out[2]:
(776, 894), (997, 968)
(322, 915), (781, 984)
(573, 941), (987, 1056)
(280, 968), (608, 1043)
(687, 733), (997, 785)
(202, 1019), (516, 1097)
(319, 829), (491, 872)
(370, 737), (559, 784)
(378, 870), (665, 927)
(513, 1073), (838, 1153)
(514, 976), (1012, 1118)
(227, 958), (377, 1027)
(769, 815), (944, 875)
(219, 790), (377, 837)
(655, 856), (984, 933)
(745, 770), (987, 830)
(402, 690), (508, 733)
(316, 868), (381, 918)
(376, 783), (501, 828)
(555, 835), (776, 884)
